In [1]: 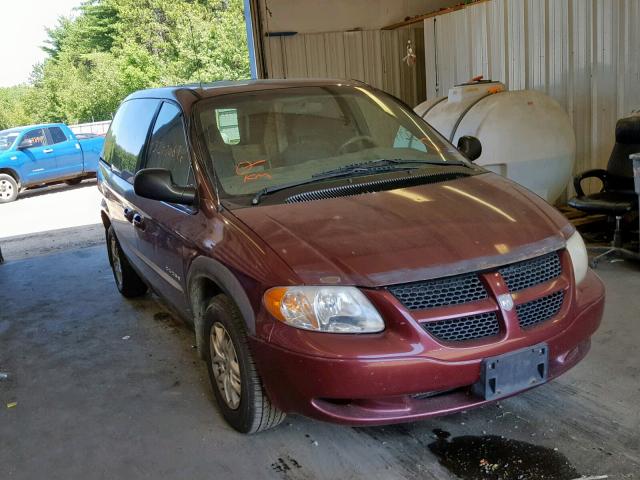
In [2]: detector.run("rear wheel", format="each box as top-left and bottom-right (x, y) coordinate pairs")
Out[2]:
(0, 174), (18, 203)
(64, 178), (82, 186)
(106, 226), (148, 298)
(205, 295), (285, 433)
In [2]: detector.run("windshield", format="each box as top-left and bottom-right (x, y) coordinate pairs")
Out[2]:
(0, 129), (21, 152)
(195, 85), (468, 198)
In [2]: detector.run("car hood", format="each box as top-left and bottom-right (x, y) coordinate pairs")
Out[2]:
(232, 173), (572, 287)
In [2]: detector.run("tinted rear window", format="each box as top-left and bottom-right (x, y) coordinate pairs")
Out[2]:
(103, 99), (160, 179)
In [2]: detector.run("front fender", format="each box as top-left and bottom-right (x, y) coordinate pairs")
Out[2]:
(0, 156), (23, 186)
(187, 256), (258, 358)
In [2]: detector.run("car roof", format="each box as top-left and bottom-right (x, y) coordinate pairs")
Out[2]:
(0, 127), (24, 135)
(124, 78), (369, 103)
(1, 123), (66, 134)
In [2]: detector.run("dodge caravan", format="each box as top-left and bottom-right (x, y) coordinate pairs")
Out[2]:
(98, 80), (604, 433)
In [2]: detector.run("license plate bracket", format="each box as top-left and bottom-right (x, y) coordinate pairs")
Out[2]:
(473, 343), (549, 401)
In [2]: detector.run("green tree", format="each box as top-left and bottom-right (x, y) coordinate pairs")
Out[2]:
(4, 0), (250, 128)
(43, 1), (118, 58)
(0, 86), (32, 130)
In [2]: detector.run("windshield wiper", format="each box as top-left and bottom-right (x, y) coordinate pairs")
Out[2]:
(251, 163), (423, 205)
(311, 158), (467, 178)
(251, 159), (468, 205)
(250, 168), (385, 205)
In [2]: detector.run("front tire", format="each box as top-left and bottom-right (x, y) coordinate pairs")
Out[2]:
(205, 295), (285, 433)
(0, 174), (18, 203)
(106, 226), (148, 298)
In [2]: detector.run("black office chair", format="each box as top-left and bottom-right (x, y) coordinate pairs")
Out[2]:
(568, 114), (640, 267)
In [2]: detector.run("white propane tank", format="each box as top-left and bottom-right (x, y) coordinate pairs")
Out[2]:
(414, 80), (576, 203)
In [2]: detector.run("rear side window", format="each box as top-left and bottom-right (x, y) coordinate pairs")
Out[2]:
(145, 102), (192, 186)
(48, 127), (67, 145)
(103, 99), (160, 179)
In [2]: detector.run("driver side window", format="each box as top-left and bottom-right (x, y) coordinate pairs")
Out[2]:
(22, 129), (48, 147)
(145, 102), (193, 187)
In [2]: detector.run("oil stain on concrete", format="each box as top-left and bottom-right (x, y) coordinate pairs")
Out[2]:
(429, 429), (580, 479)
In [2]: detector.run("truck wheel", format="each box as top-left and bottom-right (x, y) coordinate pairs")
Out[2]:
(106, 226), (148, 298)
(0, 174), (18, 203)
(205, 295), (285, 434)
(65, 178), (82, 186)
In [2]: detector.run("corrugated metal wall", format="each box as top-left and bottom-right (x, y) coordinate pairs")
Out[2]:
(424, 0), (640, 187)
(263, 28), (427, 106)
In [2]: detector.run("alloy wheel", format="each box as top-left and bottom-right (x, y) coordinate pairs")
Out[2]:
(210, 322), (242, 410)
(110, 234), (123, 288)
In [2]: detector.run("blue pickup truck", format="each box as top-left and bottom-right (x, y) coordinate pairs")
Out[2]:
(0, 123), (105, 202)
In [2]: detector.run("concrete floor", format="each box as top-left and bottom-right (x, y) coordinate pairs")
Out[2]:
(0, 180), (103, 261)
(0, 242), (638, 479)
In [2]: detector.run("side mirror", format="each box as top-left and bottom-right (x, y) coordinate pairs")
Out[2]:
(134, 168), (196, 206)
(457, 135), (482, 161)
(18, 138), (34, 150)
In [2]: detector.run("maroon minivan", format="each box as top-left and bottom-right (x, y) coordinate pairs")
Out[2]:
(98, 80), (605, 433)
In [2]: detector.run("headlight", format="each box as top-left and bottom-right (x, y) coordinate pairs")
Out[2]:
(263, 286), (385, 333)
(566, 231), (588, 285)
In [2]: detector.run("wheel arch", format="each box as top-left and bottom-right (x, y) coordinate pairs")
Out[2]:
(187, 256), (257, 359)
(0, 168), (21, 188)
(100, 198), (111, 231)
(100, 211), (111, 230)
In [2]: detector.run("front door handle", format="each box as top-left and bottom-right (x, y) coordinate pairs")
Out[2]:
(132, 213), (145, 230)
(43, 148), (54, 154)
(123, 207), (134, 222)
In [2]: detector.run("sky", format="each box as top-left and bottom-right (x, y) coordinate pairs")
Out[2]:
(0, 0), (83, 88)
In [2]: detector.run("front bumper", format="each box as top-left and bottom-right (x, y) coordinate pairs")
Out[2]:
(250, 270), (605, 426)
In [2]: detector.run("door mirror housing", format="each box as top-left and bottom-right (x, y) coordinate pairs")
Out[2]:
(134, 168), (196, 206)
(457, 135), (482, 161)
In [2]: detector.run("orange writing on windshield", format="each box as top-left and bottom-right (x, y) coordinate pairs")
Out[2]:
(236, 160), (267, 176)
(243, 172), (272, 183)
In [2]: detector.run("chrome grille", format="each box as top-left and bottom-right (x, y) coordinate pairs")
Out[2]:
(499, 252), (562, 292)
(387, 273), (487, 310)
(516, 291), (565, 329)
(422, 312), (500, 342)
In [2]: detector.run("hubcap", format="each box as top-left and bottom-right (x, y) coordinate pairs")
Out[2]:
(0, 180), (14, 199)
(110, 235), (123, 287)
(210, 323), (242, 410)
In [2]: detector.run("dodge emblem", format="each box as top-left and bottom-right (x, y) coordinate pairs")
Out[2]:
(498, 293), (514, 311)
